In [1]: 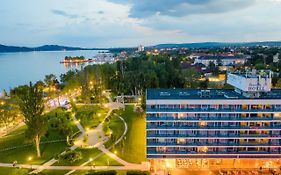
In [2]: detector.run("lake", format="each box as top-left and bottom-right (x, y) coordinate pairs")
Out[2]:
(0, 50), (105, 92)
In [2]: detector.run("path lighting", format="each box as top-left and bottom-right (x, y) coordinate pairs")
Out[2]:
(27, 156), (33, 161)
(114, 151), (117, 155)
(86, 128), (89, 131)
(89, 158), (93, 161)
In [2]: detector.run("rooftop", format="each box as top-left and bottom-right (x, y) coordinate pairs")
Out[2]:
(146, 88), (281, 100)
(197, 55), (245, 60)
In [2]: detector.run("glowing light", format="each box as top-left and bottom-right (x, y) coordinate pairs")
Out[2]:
(114, 151), (117, 154)
(0, 101), (4, 105)
(89, 158), (93, 161)
(138, 97), (141, 101)
(104, 104), (108, 108)
(86, 128), (89, 131)
(27, 156), (33, 161)
(98, 113), (101, 117)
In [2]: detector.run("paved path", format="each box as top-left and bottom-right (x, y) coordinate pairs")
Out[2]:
(0, 163), (149, 171)
(98, 146), (130, 166)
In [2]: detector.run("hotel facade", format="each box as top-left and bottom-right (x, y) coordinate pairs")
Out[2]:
(146, 70), (281, 170)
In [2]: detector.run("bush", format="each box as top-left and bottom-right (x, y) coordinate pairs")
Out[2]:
(58, 150), (82, 163)
(127, 171), (150, 175)
(87, 170), (117, 175)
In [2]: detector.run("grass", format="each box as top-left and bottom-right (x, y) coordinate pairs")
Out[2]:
(0, 168), (30, 175)
(109, 105), (146, 164)
(75, 105), (108, 129)
(104, 112), (125, 148)
(0, 107), (80, 174)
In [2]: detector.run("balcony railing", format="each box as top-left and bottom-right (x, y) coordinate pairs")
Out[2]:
(146, 116), (277, 121)
(146, 150), (281, 155)
(146, 125), (281, 130)
(146, 141), (280, 147)
(146, 108), (281, 113)
(146, 133), (279, 138)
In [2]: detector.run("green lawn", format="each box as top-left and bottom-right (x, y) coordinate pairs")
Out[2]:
(104, 112), (125, 148)
(75, 105), (108, 129)
(110, 105), (146, 163)
(0, 107), (79, 174)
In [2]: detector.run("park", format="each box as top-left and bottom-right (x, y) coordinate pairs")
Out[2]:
(0, 74), (149, 175)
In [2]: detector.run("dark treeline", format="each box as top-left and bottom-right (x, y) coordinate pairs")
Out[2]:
(60, 52), (213, 102)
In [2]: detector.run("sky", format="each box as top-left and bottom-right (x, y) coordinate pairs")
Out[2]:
(1, 0), (281, 48)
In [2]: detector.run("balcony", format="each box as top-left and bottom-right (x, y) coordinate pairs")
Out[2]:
(146, 116), (276, 121)
(146, 108), (281, 113)
(146, 150), (279, 155)
(146, 133), (279, 138)
(146, 125), (281, 130)
(146, 141), (279, 147)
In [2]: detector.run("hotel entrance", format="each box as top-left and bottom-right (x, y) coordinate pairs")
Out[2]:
(150, 159), (281, 173)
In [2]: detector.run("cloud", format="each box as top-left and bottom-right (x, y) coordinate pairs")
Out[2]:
(51, 9), (79, 19)
(108, 0), (255, 18)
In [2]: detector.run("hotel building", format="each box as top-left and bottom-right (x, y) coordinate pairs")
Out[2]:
(146, 70), (281, 170)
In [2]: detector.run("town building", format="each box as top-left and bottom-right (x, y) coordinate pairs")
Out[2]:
(138, 45), (145, 52)
(194, 55), (246, 66)
(146, 70), (281, 170)
(273, 53), (280, 63)
(93, 53), (116, 64)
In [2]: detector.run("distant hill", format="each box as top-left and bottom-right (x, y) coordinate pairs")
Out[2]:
(0, 44), (105, 53)
(153, 41), (281, 49)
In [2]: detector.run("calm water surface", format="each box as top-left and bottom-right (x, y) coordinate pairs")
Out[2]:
(0, 50), (104, 91)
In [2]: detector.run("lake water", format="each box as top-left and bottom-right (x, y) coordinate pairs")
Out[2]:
(0, 50), (105, 92)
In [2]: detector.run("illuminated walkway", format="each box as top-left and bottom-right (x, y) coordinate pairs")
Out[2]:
(0, 163), (149, 171)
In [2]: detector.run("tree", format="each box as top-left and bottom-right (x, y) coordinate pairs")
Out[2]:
(18, 82), (47, 158)
(44, 74), (57, 93)
(59, 123), (73, 145)
(275, 79), (281, 88)
(0, 99), (22, 134)
(208, 61), (219, 76)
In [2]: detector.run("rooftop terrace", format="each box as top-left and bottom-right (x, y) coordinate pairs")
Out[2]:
(146, 88), (281, 100)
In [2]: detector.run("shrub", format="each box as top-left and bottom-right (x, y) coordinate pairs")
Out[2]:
(58, 150), (82, 163)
